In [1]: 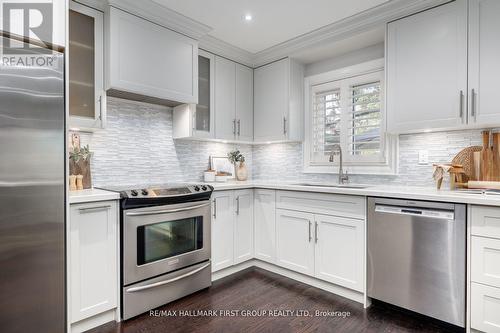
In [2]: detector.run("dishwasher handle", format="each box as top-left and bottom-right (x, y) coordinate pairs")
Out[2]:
(375, 204), (455, 220)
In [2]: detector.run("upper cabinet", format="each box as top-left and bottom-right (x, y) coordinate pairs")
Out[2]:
(106, 6), (198, 105)
(214, 56), (254, 142)
(387, 0), (500, 133)
(173, 51), (215, 139)
(386, 0), (467, 133)
(69, 1), (105, 129)
(468, 0), (500, 127)
(254, 58), (304, 142)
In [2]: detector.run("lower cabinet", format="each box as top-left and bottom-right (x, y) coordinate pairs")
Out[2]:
(471, 283), (500, 333)
(69, 200), (119, 326)
(276, 209), (315, 276)
(275, 208), (365, 291)
(212, 190), (254, 272)
(314, 214), (364, 291)
(254, 189), (276, 263)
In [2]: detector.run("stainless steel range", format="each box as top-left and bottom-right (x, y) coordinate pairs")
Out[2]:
(104, 184), (213, 320)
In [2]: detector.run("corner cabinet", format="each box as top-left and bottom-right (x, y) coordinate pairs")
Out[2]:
(254, 189), (276, 263)
(69, 200), (119, 332)
(69, 1), (105, 130)
(254, 58), (304, 143)
(106, 6), (198, 105)
(387, 0), (500, 133)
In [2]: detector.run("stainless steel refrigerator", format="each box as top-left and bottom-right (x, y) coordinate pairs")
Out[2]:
(0, 35), (65, 332)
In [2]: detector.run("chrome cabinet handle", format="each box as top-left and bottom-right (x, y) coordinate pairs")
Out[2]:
(126, 262), (211, 292)
(459, 90), (464, 121)
(236, 196), (240, 215)
(78, 205), (111, 213)
(98, 95), (103, 120)
(125, 202), (210, 216)
(232, 119), (236, 135)
(471, 88), (476, 121)
(314, 221), (318, 243)
(283, 116), (287, 135)
(308, 221), (312, 242)
(213, 199), (217, 219)
(237, 119), (241, 136)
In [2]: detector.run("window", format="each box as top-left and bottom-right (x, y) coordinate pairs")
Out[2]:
(304, 60), (397, 174)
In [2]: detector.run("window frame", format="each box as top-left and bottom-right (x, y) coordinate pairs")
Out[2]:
(304, 59), (398, 175)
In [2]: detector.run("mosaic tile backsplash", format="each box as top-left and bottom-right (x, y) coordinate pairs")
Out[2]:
(82, 97), (484, 188)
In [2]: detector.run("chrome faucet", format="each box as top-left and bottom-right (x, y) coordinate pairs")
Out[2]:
(329, 144), (349, 184)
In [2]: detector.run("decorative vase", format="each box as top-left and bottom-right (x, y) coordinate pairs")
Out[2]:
(235, 162), (248, 181)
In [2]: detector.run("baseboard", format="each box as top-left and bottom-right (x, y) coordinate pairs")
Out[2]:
(211, 259), (364, 304)
(70, 309), (118, 333)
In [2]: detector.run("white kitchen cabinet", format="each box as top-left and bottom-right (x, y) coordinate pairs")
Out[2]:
(254, 189), (276, 264)
(235, 64), (254, 141)
(471, 282), (500, 333)
(471, 236), (500, 289)
(215, 56), (237, 140)
(386, 0), (468, 133)
(468, 0), (500, 127)
(254, 58), (304, 142)
(173, 50), (215, 139)
(211, 191), (235, 272)
(106, 6), (198, 104)
(314, 214), (364, 291)
(69, 1), (105, 129)
(214, 57), (254, 142)
(69, 200), (118, 324)
(276, 209), (315, 276)
(234, 190), (254, 264)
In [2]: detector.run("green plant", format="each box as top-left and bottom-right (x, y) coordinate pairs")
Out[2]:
(69, 145), (93, 163)
(228, 149), (245, 164)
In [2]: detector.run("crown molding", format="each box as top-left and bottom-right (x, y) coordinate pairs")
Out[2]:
(84, 0), (212, 40)
(199, 35), (255, 67)
(252, 0), (450, 67)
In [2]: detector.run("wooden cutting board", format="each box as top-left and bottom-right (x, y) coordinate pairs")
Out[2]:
(493, 132), (500, 181)
(481, 131), (494, 181)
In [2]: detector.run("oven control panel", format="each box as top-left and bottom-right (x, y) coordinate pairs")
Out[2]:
(124, 185), (212, 198)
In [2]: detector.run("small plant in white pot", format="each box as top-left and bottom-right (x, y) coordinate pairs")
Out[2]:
(228, 150), (248, 181)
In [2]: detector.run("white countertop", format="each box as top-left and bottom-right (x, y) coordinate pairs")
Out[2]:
(204, 181), (500, 207)
(69, 188), (120, 204)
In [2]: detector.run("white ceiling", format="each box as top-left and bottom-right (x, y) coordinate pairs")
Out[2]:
(152, 0), (389, 53)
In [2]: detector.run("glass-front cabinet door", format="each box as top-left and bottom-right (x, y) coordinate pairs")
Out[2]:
(68, 1), (104, 130)
(193, 50), (215, 138)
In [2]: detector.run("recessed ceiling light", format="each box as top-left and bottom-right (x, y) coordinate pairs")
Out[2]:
(244, 14), (252, 21)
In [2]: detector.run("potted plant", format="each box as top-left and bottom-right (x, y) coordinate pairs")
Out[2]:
(228, 149), (248, 181)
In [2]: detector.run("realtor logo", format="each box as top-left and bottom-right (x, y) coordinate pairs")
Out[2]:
(2, 2), (53, 54)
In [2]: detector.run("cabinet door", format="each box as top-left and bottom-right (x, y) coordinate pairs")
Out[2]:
(469, 0), (500, 127)
(211, 191), (234, 272)
(471, 282), (500, 333)
(215, 56), (236, 140)
(194, 50), (215, 138)
(234, 190), (254, 264)
(69, 201), (118, 323)
(386, 0), (467, 133)
(254, 59), (288, 141)
(235, 64), (254, 141)
(254, 189), (276, 263)
(107, 7), (197, 104)
(314, 214), (364, 291)
(471, 236), (500, 289)
(69, 1), (104, 129)
(276, 209), (315, 276)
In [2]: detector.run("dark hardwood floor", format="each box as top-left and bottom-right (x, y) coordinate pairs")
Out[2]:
(89, 267), (463, 333)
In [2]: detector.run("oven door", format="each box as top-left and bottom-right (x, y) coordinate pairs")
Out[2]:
(123, 200), (211, 286)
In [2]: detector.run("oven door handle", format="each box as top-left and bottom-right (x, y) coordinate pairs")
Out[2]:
(125, 202), (211, 216)
(125, 262), (211, 293)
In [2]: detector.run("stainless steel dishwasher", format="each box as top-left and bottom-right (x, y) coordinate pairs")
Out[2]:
(367, 197), (466, 327)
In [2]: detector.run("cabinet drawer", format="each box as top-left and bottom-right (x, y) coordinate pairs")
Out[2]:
(471, 205), (500, 239)
(471, 282), (500, 333)
(472, 236), (500, 288)
(276, 190), (365, 219)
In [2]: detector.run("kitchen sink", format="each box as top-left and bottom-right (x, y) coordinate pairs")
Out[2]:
(293, 183), (369, 189)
